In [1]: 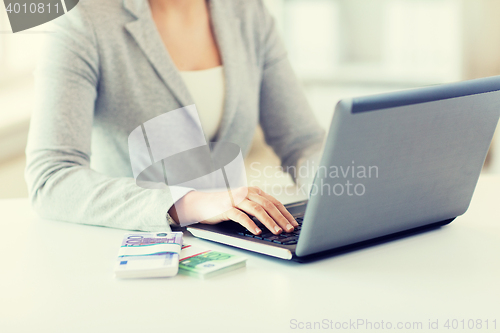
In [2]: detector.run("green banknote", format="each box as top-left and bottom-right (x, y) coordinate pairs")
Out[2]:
(179, 245), (246, 279)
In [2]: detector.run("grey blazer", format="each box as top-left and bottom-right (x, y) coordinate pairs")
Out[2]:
(25, 0), (325, 231)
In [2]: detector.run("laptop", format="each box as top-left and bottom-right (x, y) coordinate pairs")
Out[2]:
(187, 76), (500, 261)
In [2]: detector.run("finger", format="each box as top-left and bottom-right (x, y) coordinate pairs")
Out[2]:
(259, 192), (299, 227)
(248, 193), (294, 233)
(249, 186), (263, 195)
(237, 199), (282, 235)
(226, 207), (261, 235)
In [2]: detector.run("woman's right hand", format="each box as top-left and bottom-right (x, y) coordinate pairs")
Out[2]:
(168, 186), (298, 235)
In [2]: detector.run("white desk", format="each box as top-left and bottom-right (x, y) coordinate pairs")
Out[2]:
(1, 176), (499, 333)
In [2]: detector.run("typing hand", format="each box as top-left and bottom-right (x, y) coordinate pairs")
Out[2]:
(169, 187), (298, 235)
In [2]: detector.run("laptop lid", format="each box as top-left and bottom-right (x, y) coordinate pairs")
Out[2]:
(296, 76), (500, 257)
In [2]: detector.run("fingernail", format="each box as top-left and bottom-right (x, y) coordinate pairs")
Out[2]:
(274, 226), (282, 233)
(255, 228), (262, 234)
(286, 224), (293, 232)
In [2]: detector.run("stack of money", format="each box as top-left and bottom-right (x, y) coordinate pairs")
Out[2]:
(115, 232), (183, 278)
(179, 245), (247, 279)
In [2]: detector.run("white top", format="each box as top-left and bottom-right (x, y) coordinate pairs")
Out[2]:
(179, 66), (225, 141)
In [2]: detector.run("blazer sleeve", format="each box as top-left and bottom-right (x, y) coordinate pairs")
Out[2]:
(256, 0), (326, 178)
(25, 7), (190, 231)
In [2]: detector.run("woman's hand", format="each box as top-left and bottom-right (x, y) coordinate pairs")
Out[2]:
(168, 187), (298, 235)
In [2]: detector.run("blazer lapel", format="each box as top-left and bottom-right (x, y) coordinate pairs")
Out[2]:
(123, 0), (244, 145)
(209, 0), (243, 143)
(123, 0), (193, 110)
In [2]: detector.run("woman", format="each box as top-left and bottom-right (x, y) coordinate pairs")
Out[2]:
(26, 0), (324, 236)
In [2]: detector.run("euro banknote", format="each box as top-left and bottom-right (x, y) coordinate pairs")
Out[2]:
(179, 244), (246, 279)
(115, 232), (183, 278)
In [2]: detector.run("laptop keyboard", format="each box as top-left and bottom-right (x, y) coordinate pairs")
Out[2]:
(236, 217), (304, 245)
